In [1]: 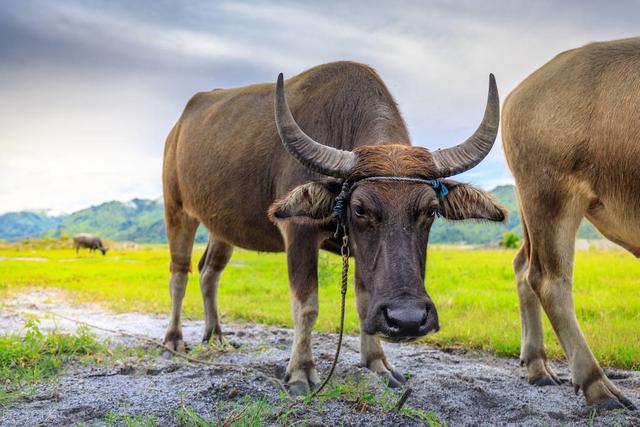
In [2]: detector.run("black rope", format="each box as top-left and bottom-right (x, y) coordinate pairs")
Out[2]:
(312, 226), (349, 398)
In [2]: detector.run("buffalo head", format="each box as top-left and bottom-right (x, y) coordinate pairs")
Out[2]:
(269, 73), (506, 341)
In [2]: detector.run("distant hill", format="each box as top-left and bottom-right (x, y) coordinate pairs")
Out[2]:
(49, 198), (168, 243)
(0, 211), (63, 241)
(0, 185), (601, 244)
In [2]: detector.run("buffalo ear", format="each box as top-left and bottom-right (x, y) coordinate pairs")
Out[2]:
(268, 180), (341, 224)
(439, 180), (507, 222)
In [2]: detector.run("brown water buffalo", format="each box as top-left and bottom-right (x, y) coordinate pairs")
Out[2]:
(163, 61), (506, 394)
(502, 38), (639, 410)
(73, 233), (108, 255)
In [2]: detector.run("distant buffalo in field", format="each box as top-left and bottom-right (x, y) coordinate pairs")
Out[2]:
(73, 233), (108, 256)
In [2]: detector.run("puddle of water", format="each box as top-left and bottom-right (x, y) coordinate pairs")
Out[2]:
(0, 288), (193, 344)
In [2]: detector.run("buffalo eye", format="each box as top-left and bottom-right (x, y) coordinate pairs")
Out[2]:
(417, 204), (440, 221)
(353, 204), (367, 218)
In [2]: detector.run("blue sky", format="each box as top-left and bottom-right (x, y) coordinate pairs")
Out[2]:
(1, 0), (639, 213)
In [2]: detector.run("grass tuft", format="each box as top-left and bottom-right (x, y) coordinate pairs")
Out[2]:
(0, 320), (105, 406)
(174, 376), (444, 426)
(316, 376), (443, 426)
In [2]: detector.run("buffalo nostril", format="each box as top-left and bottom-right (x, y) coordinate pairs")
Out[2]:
(420, 309), (428, 326)
(382, 306), (397, 329)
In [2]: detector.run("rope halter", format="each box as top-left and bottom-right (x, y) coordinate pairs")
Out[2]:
(332, 176), (449, 226)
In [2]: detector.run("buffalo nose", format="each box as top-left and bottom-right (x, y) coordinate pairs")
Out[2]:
(384, 305), (427, 330)
(381, 299), (439, 338)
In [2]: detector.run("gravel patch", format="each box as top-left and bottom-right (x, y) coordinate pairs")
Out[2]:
(1, 290), (638, 426)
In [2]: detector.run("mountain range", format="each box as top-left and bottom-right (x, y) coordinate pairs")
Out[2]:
(0, 185), (601, 244)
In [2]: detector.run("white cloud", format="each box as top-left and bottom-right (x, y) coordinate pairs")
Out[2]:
(1, 0), (639, 212)
(0, 72), (167, 213)
(47, 3), (249, 62)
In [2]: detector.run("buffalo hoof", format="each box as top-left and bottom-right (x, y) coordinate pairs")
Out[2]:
(380, 369), (406, 388)
(201, 325), (223, 345)
(162, 328), (187, 359)
(582, 375), (636, 411)
(201, 333), (224, 346)
(594, 396), (637, 411)
(288, 381), (312, 397)
(164, 340), (185, 352)
(161, 341), (187, 359)
(530, 375), (563, 387)
(525, 358), (563, 387)
(285, 364), (319, 397)
(366, 358), (407, 388)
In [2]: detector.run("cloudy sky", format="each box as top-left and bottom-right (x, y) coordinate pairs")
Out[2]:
(1, 1), (638, 214)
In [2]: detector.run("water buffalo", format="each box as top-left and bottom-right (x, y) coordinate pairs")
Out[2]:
(163, 61), (505, 394)
(502, 38), (639, 410)
(73, 233), (108, 256)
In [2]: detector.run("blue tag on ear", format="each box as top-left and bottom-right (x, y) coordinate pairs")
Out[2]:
(430, 179), (448, 198)
(440, 182), (448, 197)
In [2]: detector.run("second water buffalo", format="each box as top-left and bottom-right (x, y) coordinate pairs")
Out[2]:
(502, 37), (639, 410)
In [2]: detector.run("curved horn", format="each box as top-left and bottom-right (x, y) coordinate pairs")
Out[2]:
(274, 73), (356, 177)
(431, 74), (499, 178)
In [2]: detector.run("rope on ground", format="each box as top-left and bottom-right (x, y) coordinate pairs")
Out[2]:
(393, 388), (413, 412)
(36, 309), (289, 396)
(22, 307), (413, 411)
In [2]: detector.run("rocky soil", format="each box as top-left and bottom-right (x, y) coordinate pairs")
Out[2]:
(1, 290), (638, 426)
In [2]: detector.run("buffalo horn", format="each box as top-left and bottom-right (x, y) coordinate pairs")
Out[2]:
(274, 73), (356, 177)
(431, 74), (499, 177)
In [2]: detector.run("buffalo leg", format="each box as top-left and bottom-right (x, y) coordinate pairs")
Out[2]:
(163, 205), (199, 353)
(355, 266), (406, 387)
(514, 227), (561, 386)
(522, 189), (635, 410)
(282, 224), (320, 396)
(198, 235), (233, 343)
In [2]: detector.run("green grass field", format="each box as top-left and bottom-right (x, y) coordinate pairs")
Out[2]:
(1, 239), (639, 369)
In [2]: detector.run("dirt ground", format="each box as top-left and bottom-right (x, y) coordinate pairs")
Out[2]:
(1, 290), (639, 426)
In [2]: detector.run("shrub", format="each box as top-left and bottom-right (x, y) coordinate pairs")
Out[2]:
(500, 231), (521, 249)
